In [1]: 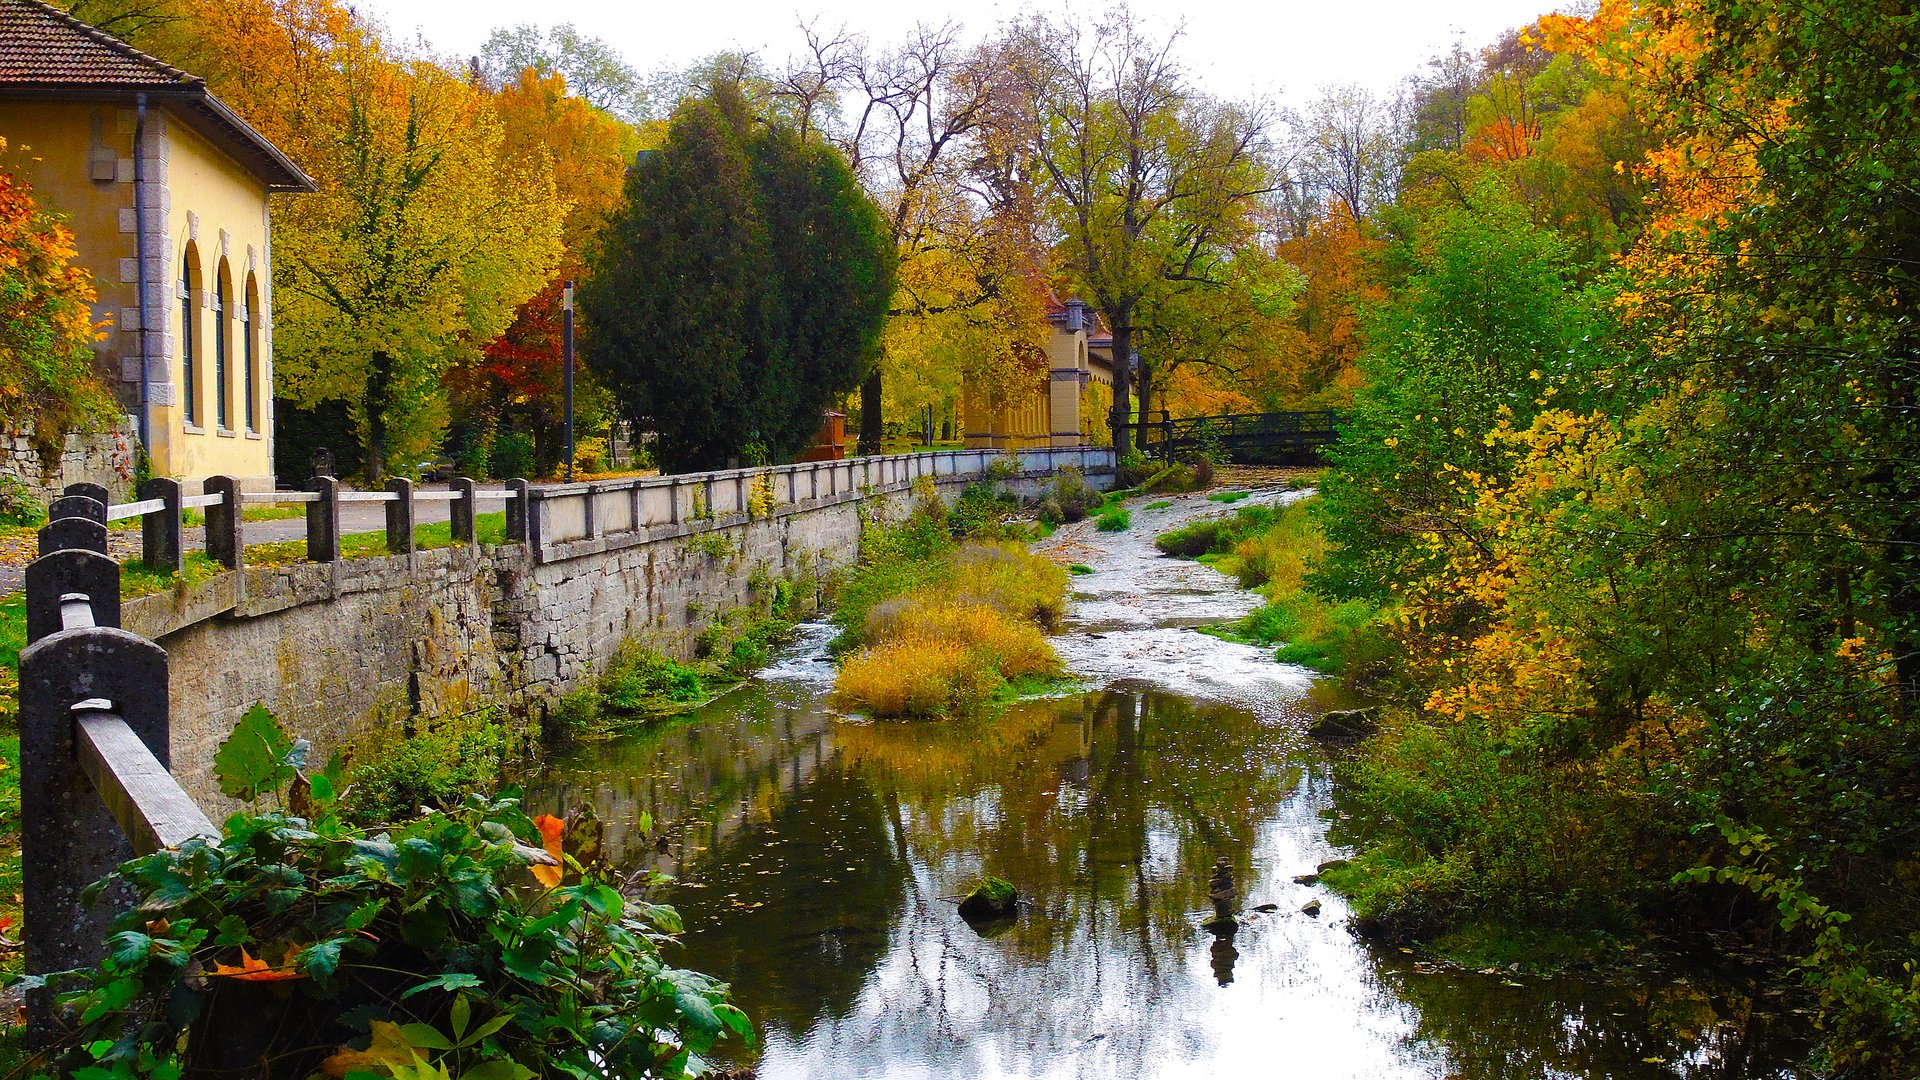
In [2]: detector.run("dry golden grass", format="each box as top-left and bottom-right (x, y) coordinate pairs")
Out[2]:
(834, 539), (1067, 720)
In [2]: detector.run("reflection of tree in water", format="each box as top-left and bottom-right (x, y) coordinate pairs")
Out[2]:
(755, 688), (1303, 1074)
(1374, 958), (1812, 1078)
(667, 759), (908, 1045)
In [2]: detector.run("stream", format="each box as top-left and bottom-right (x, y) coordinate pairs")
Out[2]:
(533, 485), (1810, 1078)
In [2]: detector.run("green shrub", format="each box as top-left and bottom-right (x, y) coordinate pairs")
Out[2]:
(42, 708), (748, 1079)
(1207, 490), (1250, 504)
(489, 430), (536, 479)
(0, 475), (45, 530)
(1046, 465), (1101, 522)
(1094, 505), (1131, 532)
(340, 710), (520, 824)
(949, 480), (1017, 538)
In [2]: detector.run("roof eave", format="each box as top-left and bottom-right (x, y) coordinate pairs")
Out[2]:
(0, 82), (315, 193)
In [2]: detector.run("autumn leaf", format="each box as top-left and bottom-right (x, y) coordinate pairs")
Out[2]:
(211, 945), (306, 982)
(531, 814), (566, 889)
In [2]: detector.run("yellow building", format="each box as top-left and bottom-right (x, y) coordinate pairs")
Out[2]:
(963, 297), (1115, 450)
(0, 0), (314, 491)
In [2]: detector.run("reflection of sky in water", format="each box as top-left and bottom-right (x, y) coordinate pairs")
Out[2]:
(534, 484), (1808, 1079)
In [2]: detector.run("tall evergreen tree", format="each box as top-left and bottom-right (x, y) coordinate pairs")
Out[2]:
(584, 85), (894, 471)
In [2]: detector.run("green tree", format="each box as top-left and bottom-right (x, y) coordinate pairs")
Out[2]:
(1024, 10), (1274, 455)
(584, 85), (894, 472)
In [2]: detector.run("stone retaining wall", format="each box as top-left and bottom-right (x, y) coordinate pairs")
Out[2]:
(124, 450), (1113, 808)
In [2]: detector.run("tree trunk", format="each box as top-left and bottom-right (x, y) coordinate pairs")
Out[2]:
(859, 370), (883, 456)
(364, 352), (391, 484)
(1110, 316), (1134, 458)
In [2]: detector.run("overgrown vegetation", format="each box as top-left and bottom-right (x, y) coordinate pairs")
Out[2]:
(550, 582), (800, 740)
(832, 490), (1067, 719)
(1298, 1), (1920, 1069)
(336, 707), (529, 826)
(26, 706), (747, 1077)
(1093, 505), (1131, 532)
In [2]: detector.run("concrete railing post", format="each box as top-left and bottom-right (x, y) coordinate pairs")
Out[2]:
(47, 494), (105, 526)
(667, 479), (681, 525)
(386, 478), (415, 554)
(582, 485), (599, 541)
(38, 489), (107, 558)
(138, 476), (183, 574)
(19, 578), (168, 1021)
(203, 475), (243, 570)
(451, 477), (477, 545)
(307, 475), (341, 563)
(505, 479), (531, 545)
(63, 481), (110, 509)
(526, 488), (547, 554)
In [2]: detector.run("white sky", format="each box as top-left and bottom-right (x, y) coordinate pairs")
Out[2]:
(359, 0), (1566, 109)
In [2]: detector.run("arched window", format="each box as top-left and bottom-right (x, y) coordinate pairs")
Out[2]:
(178, 248), (198, 426)
(243, 272), (259, 433)
(214, 263), (230, 430)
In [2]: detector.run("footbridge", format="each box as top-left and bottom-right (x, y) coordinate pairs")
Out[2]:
(1127, 410), (1344, 465)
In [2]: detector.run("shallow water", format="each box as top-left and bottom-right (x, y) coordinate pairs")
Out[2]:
(534, 485), (1810, 1078)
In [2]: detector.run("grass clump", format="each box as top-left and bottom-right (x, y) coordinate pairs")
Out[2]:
(1157, 499), (1390, 677)
(1144, 500), (1173, 511)
(1094, 505), (1131, 532)
(120, 551), (226, 599)
(832, 505), (1067, 719)
(1207, 490), (1250, 504)
(1068, 564), (1094, 576)
(555, 608), (797, 740)
(1033, 466), (1102, 526)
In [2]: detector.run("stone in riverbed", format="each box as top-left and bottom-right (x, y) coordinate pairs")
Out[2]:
(958, 876), (1020, 922)
(1301, 899), (1322, 917)
(1308, 707), (1379, 743)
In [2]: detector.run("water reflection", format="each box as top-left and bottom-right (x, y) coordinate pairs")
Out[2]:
(535, 681), (1805, 1078)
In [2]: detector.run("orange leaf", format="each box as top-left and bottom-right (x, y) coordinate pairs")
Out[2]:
(211, 945), (306, 982)
(531, 813), (566, 889)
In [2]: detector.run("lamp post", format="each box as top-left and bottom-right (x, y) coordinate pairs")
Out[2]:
(563, 280), (575, 483)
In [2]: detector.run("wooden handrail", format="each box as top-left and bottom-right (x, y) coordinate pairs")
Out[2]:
(73, 708), (218, 856)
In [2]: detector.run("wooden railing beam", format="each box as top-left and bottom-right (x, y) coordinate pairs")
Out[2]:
(73, 709), (217, 856)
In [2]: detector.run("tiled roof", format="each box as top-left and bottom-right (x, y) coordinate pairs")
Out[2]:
(0, 0), (199, 88)
(0, 0), (315, 192)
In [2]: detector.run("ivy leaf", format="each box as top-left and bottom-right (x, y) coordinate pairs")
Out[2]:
(213, 704), (297, 803)
(107, 931), (152, 966)
(400, 972), (484, 1000)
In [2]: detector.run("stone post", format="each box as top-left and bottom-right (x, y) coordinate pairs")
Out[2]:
(668, 479), (681, 525)
(36, 517), (106, 558)
(526, 487), (547, 555)
(19, 617), (168, 1036)
(450, 477), (477, 545)
(202, 475), (243, 570)
(505, 479), (530, 545)
(24, 549), (120, 643)
(138, 476), (182, 574)
(582, 484), (599, 541)
(385, 478), (414, 554)
(307, 475), (341, 563)
(47, 494), (105, 526)
(62, 481), (110, 510)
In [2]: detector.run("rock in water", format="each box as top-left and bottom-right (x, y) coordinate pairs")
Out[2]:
(1308, 707), (1380, 743)
(1301, 899), (1322, 917)
(1203, 856), (1238, 931)
(958, 876), (1020, 922)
